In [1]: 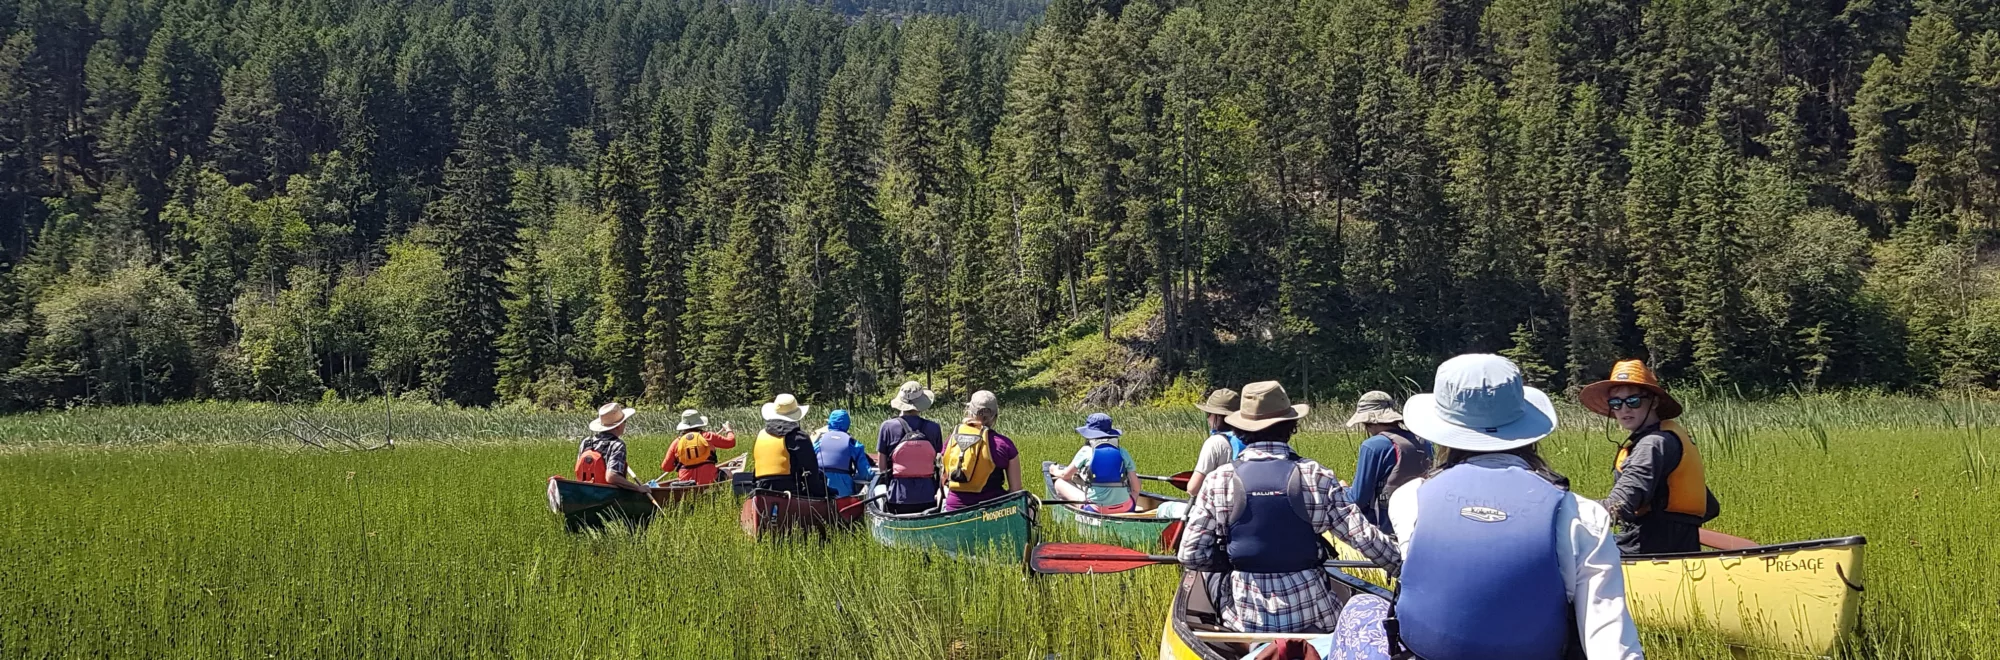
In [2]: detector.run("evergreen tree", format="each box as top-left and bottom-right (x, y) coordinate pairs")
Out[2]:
(425, 106), (516, 406)
(593, 138), (646, 400)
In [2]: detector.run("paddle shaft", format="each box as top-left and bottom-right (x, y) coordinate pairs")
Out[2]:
(1035, 553), (1377, 569)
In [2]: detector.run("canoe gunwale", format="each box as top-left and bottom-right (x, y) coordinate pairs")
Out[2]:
(1161, 568), (1389, 660)
(862, 489), (1039, 522)
(1626, 535), (1867, 562)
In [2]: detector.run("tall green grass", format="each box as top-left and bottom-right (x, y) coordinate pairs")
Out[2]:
(0, 401), (1993, 658)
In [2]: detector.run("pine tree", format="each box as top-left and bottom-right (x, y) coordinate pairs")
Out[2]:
(425, 106), (516, 406)
(594, 139), (646, 400)
(639, 99), (693, 403)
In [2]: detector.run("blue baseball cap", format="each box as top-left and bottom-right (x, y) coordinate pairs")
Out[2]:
(1076, 412), (1122, 440)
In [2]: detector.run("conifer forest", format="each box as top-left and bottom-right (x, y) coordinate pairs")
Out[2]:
(3, 0), (1999, 411)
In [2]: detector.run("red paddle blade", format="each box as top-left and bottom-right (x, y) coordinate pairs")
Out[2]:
(1029, 543), (1178, 575)
(1160, 519), (1186, 550)
(1700, 529), (1760, 551)
(1169, 471), (1193, 491)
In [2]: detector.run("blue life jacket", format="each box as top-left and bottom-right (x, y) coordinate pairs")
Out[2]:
(1224, 457), (1322, 573)
(1395, 463), (1569, 660)
(1088, 442), (1126, 486)
(814, 430), (858, 475)
(1223, 431), (1246, 459)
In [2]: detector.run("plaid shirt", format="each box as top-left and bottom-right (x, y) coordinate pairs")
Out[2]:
(1176, 442), (1402, 633)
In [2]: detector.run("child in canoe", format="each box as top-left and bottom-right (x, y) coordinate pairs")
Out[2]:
(1048, 413), (1143, 513)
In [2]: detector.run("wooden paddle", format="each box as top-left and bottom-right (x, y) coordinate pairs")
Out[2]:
(1030, 542), (1376, 575)
(1139, 471), (1195, 491)
(1699, 529), (1760, 552)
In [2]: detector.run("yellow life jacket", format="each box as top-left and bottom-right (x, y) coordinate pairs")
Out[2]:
(942, 423), (998, 493)
(753, 430), (791, 478)
(675, 431), (714, 466)
(1615, 419), (1708, 518)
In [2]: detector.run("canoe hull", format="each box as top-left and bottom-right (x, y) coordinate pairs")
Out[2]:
(739, 490), (861, 539)
(546, 477), (658, 532)
(867, 491), (1038, 561)
(1624, 536), (1865, 657)
(1040, 461), (1179, 551)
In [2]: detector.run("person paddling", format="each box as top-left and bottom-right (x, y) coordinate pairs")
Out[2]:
(1342, 391), (1433, 534)
(659, 409), (737, 485)
(941, 390), (1022, 511)
(1327, 353), (1642, 659)
(575, 403), (649, 494)
(1176, 381), (1402, 634)
(812, 409), (875, 498)
(1048, 413), (1143, 513)
(1184, 388), (1241, 497)
(1581, 359), (1719, 554)
(750, 394), (829, 497)
(877, 381), (945, 514)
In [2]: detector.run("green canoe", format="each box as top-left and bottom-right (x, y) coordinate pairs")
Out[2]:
(866, 490), (1039, 561)
(1040, 461), (1185, 551)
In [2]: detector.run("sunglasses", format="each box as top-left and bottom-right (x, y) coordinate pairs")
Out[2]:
(1606, 394), (1647, 411)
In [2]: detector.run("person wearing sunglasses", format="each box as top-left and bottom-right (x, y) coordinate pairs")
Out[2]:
(1579, 359), (1720, 554)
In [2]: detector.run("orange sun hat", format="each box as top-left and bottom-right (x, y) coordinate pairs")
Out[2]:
(1578, 359), (1684, 420)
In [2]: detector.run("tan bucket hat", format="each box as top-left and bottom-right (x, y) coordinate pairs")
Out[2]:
(1344, 391), (1404, 428)
(589, 402), (636, 433)
(1225, 381), (1309, 431)
(761, 394), (809, 422)
(676, 409), (709, 431)
(964, 390), (1000, 418)
(888, 381), (935, 412)
(1195, 388), (1240, 416)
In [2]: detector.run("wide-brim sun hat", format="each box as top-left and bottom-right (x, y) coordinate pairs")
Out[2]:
(589, 402), (637, 433)
(1344, 390), (1404, 428)
(762, 393), (809, 422)
(1195, 388), (1240, 416)
(676, 409), (708, 431)
(888, 381), (935, 412)
(1403, 354), (1557, 452)
(1578, 359), (1684, 420)
(1225, 381), (1309, 432)
(1076, 412), (1122, 440)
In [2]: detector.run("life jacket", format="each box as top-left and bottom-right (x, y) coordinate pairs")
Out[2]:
(1377, 428), (1434, 510)
(674, 431), (714, 467)
(1615, 419), (1708, 518)
(753, 430), (791, 478)
(1222, 457), (1322, 573)
(1219, 431), (1246, 460)
(1395, 463), (1568, 660)
(942, 423), (998, 493)
(1087, 441), (1127, 486)
(574, 449), (608, 484)
(815, 430), (859, 475)
(887, 417), (939, 479)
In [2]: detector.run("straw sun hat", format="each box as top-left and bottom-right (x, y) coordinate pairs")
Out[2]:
(589, 402), (636, 433)
(761, 393), (809, 422)
(1577, 359), (1684, 420)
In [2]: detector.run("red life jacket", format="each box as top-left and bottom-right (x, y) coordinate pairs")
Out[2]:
(575, 449), (608, 484)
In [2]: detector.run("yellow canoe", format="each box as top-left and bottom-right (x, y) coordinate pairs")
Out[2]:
(1624, 535), (1866, 657)
(1183, 534), (1867, 658)
(1158, 567), (1391, 660)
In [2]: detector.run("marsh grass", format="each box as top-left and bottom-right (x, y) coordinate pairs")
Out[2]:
(0, 399), (1995, 658)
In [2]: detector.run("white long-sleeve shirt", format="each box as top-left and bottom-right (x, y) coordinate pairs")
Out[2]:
(1387, 453), (1645, 660)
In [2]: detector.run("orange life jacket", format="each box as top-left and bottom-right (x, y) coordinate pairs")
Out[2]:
(1615, 419), (1707, 518)
(675, 432), (715, 466)
(574, 449), (608, 484)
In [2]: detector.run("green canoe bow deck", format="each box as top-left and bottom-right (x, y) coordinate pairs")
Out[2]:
(866, 491), (1039, 561)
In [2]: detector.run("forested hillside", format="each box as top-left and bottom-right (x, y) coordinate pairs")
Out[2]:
(1, 0), (1996, 411)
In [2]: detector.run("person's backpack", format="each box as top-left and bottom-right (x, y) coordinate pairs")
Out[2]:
(1226, 431), (1246, 460)
(942, 423), (998, 493)
(675, 431), (714, 466)
(1087, 442), (1127, 486)
(887, 418), (938, 478)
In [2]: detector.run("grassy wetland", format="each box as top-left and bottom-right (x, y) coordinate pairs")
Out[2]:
(0, 396), (1995, 659)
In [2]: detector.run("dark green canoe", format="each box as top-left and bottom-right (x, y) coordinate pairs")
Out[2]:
(866, 490), (1038, 561)
(1040, 461), (1184, 551)
(546, 476), (659, 532)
